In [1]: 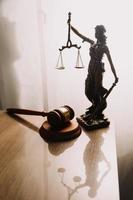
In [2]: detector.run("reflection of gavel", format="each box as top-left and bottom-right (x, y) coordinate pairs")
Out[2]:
(7, 105), (75, 129)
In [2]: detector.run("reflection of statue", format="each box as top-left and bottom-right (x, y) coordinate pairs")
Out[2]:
(69, 22), (118, 129)
(76, 131), (111, 198)
(57, 130), (110, 199)
(57, 168), (82, 200)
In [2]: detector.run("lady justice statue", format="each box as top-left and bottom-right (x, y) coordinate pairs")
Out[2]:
(69, 19), (118, 129)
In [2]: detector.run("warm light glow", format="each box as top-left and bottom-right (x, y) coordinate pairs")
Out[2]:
(45, 0), (133, 149)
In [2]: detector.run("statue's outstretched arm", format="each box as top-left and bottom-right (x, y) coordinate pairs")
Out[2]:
(105, 46), (118, 83)
(71, 25), (94, 45)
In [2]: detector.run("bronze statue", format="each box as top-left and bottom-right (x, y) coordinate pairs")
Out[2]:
(69, 21), (118, 129)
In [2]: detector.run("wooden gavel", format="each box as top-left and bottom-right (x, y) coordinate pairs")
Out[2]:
(7, 105), (75, 129)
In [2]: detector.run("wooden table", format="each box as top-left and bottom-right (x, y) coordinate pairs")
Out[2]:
(0, 111), (119, 200)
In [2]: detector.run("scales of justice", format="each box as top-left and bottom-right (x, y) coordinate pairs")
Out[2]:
(56, 12), (84, 70)
(56, 12), (118, 130)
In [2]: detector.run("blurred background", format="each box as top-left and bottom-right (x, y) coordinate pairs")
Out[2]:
(0, 0), (133, 199)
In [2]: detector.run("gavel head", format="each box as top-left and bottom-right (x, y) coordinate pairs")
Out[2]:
(47, 105), (75, 129)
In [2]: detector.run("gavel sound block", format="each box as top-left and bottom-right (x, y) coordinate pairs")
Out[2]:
(7, 106), (81, 142)
(39, 120), (81, 142)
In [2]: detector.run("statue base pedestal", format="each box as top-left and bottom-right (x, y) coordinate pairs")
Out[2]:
(39, 120), (81, 142)
(76, 116), (110, 131)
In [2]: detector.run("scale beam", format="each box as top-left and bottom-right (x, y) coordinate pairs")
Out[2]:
(59, 12), (81, 51)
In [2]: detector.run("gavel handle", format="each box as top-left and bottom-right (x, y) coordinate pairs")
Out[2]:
(6, 108), (48, 117)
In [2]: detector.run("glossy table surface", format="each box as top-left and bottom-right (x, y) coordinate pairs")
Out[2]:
(0, 112), (119, 200)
